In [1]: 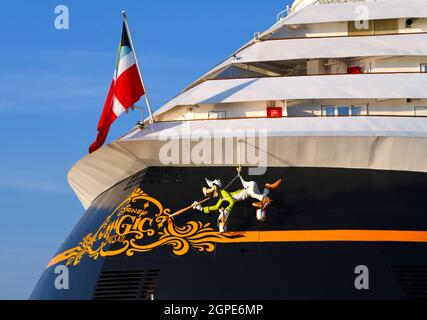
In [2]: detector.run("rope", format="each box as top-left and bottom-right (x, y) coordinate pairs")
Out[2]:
(224, 174), (239, 191)
(222, 139), (244, 191)
(241, 138), (292, 179)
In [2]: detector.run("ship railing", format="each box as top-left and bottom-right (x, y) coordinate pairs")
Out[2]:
(276, 5), (291, 21)
(317, 0), (371, 4)
(154, 114), (427, 124)
(278, 0), (370, 21)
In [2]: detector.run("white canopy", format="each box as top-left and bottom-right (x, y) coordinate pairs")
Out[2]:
(155, 73), (427, 117)
(290, 0), (317, 14)
(263, 0), (427, 37)
(235, 33), (427, 63)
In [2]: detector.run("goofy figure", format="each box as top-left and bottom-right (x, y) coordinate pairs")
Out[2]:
(193, 170), (283, 232)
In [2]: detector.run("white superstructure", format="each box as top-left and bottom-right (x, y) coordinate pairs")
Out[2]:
(69, 0), (427, 209)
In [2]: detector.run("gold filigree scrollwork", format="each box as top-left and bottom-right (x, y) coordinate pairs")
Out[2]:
(48, 188), (242, 268)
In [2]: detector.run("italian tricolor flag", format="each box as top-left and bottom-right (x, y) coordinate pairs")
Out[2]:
(89, 23), (145, 153)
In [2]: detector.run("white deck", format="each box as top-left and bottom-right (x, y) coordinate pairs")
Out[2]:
(154, 73), (427, 118)
(235, 33), (427, 64)
(70, 117), (427, 209)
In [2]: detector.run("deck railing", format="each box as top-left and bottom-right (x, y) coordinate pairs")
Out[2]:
(276, 5), (291, 21)
(318, 0), (372, 4)
(155, 114), (427, 124)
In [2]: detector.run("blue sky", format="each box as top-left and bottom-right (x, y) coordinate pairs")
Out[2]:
(0, 0), (292, 299)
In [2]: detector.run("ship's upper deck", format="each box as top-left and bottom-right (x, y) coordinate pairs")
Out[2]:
(275, 0), (427, 27)
(149, 0), (427, 123)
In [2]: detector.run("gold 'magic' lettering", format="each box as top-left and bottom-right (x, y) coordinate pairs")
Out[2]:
(48, 188), (239, 268)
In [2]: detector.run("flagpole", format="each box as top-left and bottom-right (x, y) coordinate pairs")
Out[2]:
(121, 11), (155, 124)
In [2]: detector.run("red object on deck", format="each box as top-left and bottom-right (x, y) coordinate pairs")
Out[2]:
(347, 66), (362, 74)
(267, 107), (283, 118)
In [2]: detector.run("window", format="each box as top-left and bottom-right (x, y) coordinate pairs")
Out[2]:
(373, 19), (398, 35)
(415, 107), (427, 117)
(322, 106), (335, 117)
(348, 19), (398, 36)
(322, 105), (363, 117)
(421, 64), (427, 73)
(208, 111), (226, 119)
(348, 20), (374, 36)
(338, 106), (350, 116)
(351, 106), (362, 116)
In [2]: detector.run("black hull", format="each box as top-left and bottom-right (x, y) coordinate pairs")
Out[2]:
(31, 167), (427, 300)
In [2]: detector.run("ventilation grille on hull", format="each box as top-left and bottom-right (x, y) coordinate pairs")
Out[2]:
(123, 168), (187, 192)
(141, 269), (160, 300)
(123, 171), (147, 192)
(393, 266), (427, 300)
(93, 269), (160, 300)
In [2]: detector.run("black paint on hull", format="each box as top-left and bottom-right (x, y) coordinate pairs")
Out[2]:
(31, 167), (427, 300)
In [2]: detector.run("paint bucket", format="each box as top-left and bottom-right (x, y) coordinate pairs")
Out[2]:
(218, 220), (228, 233)
(256, 209), (267, 222)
